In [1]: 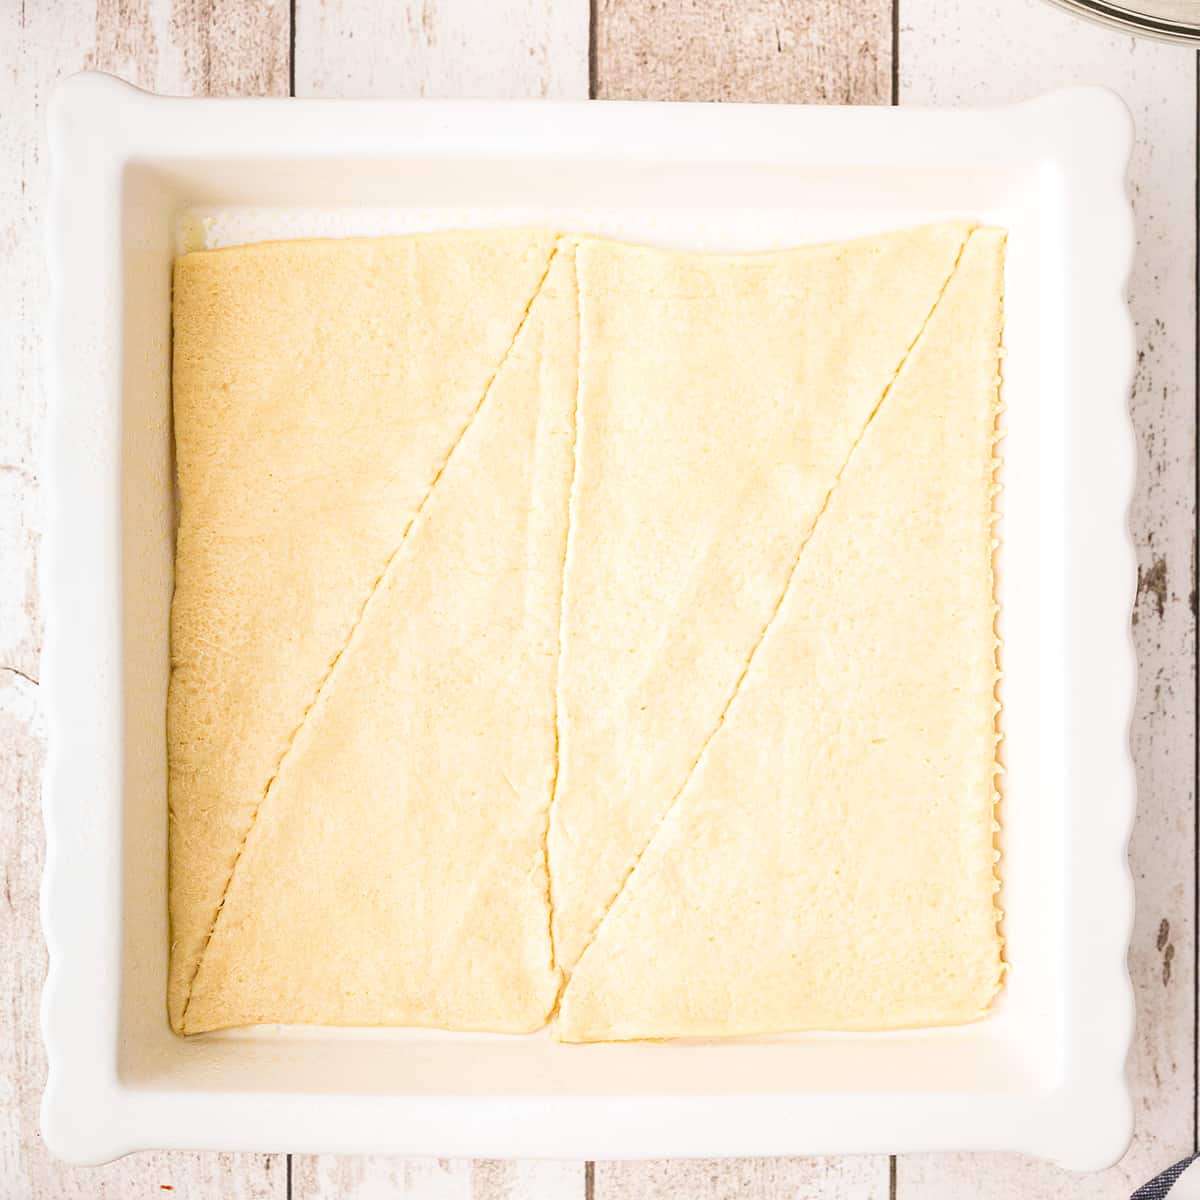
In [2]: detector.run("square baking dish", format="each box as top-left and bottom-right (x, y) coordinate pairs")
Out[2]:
(43, 73), (1135, 1168)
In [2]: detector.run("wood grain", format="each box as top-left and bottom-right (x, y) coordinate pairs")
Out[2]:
(292, 1157), (584, 1200)
(294, 0), (588, 98)
(897, 2), (1197, 1193)
(591, 0), (892, 103)
(0, 0), (287, 1193)
(592, 1158), (888, 1200)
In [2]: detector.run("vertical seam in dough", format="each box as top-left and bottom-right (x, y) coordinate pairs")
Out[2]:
(543, 239), (582, 989)
(562, 228), (978, 982)
(989, 245), (1007, 998)
(178, 243), (562, 1032)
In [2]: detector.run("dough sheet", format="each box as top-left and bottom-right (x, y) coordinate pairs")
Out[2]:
(169, 224), (1003, 1039)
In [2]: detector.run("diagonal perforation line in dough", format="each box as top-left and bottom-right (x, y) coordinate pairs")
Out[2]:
(564, 228), (977, 980)
(543, 243), (582, 981)
(179, 243), (562, 1030)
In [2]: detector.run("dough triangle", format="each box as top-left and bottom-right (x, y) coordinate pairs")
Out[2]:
(169, 230), (561, 1031)
(556, 230), (1003, 1041)
(551, 224), (975, 973)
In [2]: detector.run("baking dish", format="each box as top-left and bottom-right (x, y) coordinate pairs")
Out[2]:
(42, 73), (1135, 1168)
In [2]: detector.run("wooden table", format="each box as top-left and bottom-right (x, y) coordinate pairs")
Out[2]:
(2, 2), (1194, 1196)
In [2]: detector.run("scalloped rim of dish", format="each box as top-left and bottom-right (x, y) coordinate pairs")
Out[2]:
(42, 75), (1136, 1169)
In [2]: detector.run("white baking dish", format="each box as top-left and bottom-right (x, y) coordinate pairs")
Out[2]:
(42, 73), (1136, 1169)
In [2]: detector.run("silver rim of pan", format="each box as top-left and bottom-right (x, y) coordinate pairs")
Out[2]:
(1043, 0), (1200, 42)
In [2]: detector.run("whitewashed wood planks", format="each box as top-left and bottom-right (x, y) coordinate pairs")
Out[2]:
(591, 0), (892, 103)
(898, 1), (1197, 1196)
(0, 0), (287, 1195)
(591, 1158), (889, 1200)
(294, 0), (588, 98)
(293, 1157), (585, 1200)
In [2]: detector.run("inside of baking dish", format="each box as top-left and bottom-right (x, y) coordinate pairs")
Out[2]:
(113, 153), (1068, 1098)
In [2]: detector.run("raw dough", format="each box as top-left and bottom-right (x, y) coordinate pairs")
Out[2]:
(169, 223), (1003, 1039)
(169, 230), (564, 1032)
(557, 230), (1004, 1040)
(551, 224), (979, 974)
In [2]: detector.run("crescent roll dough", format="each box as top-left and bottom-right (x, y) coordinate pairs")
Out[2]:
(169, 224), (1003, 1040)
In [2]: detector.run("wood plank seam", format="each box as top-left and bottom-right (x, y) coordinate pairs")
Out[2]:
(1193, 46), (1199, 1166)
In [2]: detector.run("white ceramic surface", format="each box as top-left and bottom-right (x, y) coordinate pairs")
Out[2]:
(42, 73), (1136, 1168)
